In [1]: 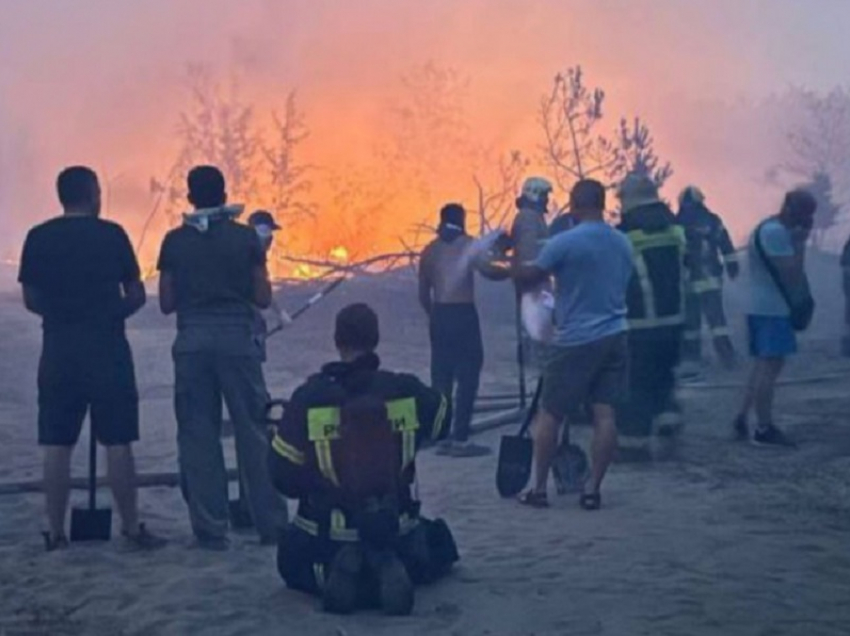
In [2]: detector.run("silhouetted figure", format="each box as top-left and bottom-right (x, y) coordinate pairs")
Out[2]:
(732, 190), (817, 447)
(157, 166), (287, 549)
(19, 166), (165, 551)
(418, 203), (508, 457)
(677, 186), (738, 371)
(617, 173), (687, 462)
(513, 180), (632, 510)
(269, 304), (458, 615)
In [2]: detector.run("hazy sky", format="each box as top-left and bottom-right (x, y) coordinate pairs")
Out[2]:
(1, 0), (849, 261)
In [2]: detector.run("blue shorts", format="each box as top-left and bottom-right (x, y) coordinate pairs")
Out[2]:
(747, 315), (797, 358)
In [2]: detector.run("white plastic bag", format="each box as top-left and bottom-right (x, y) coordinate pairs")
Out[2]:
(521, 290), (555, 343)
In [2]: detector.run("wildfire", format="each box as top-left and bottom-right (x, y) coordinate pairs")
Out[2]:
(329, 246), (349, 263)
(291, 263), (317, 280)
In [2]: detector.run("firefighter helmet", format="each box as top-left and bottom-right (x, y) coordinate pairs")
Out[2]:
(678, 186), (705, 207)
(520, 177), (553, 204)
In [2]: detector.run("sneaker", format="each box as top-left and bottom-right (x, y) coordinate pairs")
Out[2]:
(373, 550), (414, 616)
(123, 524), (167, 551)
(42, 532), (70, 552)
(732, 414), (749, 442)
(448, 441), (491, 458)
(323, 545), (363, 615)
(752, 424), (796, 449)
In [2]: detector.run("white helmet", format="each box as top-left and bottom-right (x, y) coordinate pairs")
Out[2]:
(520, 177), (553, 205)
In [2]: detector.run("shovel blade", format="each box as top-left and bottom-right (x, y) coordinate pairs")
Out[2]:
(70, 506), (112, 542)
(496, 434), (533, 498)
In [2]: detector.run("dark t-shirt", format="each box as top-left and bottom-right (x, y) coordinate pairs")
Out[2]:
(157, 219), (265, 324)
(18, 216), (140, 335)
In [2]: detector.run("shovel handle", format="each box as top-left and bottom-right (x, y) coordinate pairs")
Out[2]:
(515, 296), (527, 410)
(517, 378), (544, 438)
(88, 424), (97, 510)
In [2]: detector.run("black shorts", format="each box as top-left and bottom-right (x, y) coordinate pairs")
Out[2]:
(38, 332), (139, 446)
(541, 332), (629, 420)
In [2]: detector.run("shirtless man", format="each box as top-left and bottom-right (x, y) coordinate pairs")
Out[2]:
(419, 203), (509, 457)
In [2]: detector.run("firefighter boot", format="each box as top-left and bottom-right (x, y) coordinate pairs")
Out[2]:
(322, 545), (364, 615)
(371, 549), (415, 616)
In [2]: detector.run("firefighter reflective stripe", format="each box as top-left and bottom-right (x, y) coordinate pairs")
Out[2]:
(272, 434), (305, 465)
(313, 564), (326, 590)
(315, 441), (340, 486)
(386, 397), (420, 468)
(431, 395), (448, 441)
(293, 512), (419, 542)
(626, 228), (686, 252)
(330, 509), (359, 542)
(710, 326), (731, 337)
(633, 254), (656, 319)
(629, 315), (684, 329)
(723, 252), (739, 264)
(402, 431), (416, 468)
(307, 407), (341, 486)
(628, 227), (686, 329)
(293, 514), (319, 535)
(691, 277), (722, 293)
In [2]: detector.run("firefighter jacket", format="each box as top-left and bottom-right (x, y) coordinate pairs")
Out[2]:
(676, 201), (738, 292)
(620, 202), (687, 331)
(269, 352), (450, 544)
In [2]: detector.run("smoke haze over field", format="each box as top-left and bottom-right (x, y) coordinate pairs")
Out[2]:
(2, 0), (850, 269)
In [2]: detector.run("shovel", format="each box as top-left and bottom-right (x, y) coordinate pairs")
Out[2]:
(70, 428), (112, 542)
(496, 378), (543, 498)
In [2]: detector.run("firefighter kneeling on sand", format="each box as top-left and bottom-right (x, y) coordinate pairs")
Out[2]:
(268, 303), (458, 615)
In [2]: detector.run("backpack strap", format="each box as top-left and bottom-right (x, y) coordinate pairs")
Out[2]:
(753, 220), (795, 313)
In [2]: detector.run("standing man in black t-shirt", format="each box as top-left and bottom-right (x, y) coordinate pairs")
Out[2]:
(18, 166), (166, 551)
(157, 166), (288, 550)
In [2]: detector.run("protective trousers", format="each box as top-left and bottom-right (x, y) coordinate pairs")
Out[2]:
(617, 326), (682, 439)
(173, 327), (288, 542)
(843, 272), (850, 357)
(683, 287), (735, 366)
(429, 304), (483, 443)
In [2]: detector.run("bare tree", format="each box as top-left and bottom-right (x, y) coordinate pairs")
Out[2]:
(263, 91), (315, 227)
(381, 62), (492, 223)
(539, 67), (616, 191)
(141, 64), (314, 270)
(768, 86), (850, 248)
(783, 87), (850, 180)
(803, 171), (842, 249)
(609, 117), (673, 187)
(473, 150), (528, 235)
(539, 66), (672, 198)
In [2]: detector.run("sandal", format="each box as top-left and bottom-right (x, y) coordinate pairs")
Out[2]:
(518, 490), (550, 509)
(579, 493), (601, 511)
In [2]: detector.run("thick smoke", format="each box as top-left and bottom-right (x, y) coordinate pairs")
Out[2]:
(1, 0), (849, 264)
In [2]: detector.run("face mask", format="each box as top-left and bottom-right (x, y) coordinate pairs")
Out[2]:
(255, 224), (274, 250)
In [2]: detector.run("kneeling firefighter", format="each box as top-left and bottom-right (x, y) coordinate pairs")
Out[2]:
(269, 303), (458, 615)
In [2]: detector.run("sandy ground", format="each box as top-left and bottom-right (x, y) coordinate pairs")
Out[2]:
(1, 268), (850, 635)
